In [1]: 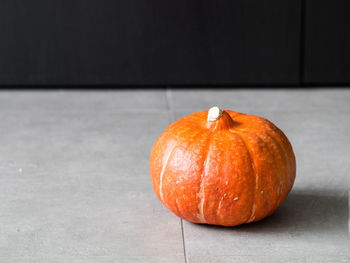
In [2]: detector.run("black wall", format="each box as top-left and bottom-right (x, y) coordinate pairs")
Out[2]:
(304, 0), (350, 84)
(0, 0), (349, 86)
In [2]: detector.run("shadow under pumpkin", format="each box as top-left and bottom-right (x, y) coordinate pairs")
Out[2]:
(190, 190), (348, 235)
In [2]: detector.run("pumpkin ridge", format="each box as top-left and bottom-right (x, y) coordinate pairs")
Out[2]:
(214, 131), (238, 223)
(265, 128), (295, 189)
(228, 129), (258, 223)
(239, 118), (295, 187)
(158, 140), (178, 203)
(172, 129), (208, 218)
(248, 130), (286, 207)
(197, 132), (213, 224)
(238, 127), (293, 191)
(159, 129), (203, 203)
(236, 129), (286, 220)
(252, 129), (289, 193)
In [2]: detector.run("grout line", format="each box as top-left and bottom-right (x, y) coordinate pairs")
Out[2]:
(165, 88), (175, 123)
(181, 219), (188, 263)
(165, 87), (188, 263)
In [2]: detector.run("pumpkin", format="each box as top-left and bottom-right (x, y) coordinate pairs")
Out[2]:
(150, 107), (296, 226)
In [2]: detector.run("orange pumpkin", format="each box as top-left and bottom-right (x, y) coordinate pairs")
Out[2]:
(150, 107), (296, 226)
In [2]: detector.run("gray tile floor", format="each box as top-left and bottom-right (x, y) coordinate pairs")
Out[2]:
(0, 89), (349, 262)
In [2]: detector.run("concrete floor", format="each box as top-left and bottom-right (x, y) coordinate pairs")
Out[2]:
(0, 89), (349, 262)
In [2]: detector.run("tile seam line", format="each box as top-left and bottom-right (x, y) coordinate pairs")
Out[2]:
(181, 218), (188, 263)
(165, 86), (188, 263)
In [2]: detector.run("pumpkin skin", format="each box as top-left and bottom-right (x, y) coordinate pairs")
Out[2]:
(150, 108), (296, 227)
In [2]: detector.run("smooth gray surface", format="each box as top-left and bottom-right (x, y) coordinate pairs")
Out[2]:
(0, 89), (349, 262)
(0, 90), (183, 262)
(171, 88), (350, 263)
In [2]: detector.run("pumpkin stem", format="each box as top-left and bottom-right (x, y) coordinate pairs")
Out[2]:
(207, 106), (223, 121)
(207, 106), (235, 130)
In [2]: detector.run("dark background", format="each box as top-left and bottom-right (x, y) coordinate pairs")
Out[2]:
(0, 0), (349, 86)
